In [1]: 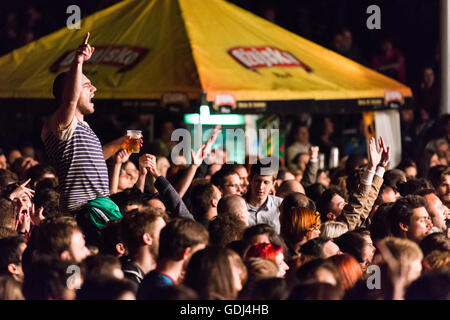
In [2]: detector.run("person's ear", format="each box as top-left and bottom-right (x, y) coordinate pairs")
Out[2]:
(60, 250), (71, 261)
(182, 247), (192, 261)
(326, 212), (336, 221)
(211, 198), (219, 208)
(399, 222), (409, 232)
(7, 263), (18, 276)
(116, 243), (126, 256)
(142, 233), (153, 246)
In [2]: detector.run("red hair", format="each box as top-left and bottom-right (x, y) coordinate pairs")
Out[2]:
(244, 243), (283, 263)
(328, 253), (362, 291)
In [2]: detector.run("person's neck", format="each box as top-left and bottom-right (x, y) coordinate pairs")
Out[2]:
(156, 259), (184, 283)
(248, 193), (268, 208)
(75, 110), (84, 122)
(132, 247), (156, 274)
(206, 208), (217, 221)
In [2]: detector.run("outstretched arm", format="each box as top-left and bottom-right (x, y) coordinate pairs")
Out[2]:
(55, 33), (94, 130)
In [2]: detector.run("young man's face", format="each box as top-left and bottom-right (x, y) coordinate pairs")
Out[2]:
(236, 167), (249, 194)
(424, 193), (448, 232)
(328, 194), (347, 219)
(250, 174), (274, 202)
(69, 230), (90, 263)
(221, 173), (242, 196)
(77, 74), (96, 115)
(436, 174), (450, 202)
(404, 207), (433, 243)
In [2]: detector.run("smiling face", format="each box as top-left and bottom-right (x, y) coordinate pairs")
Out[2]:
(77, 74), (96, 115)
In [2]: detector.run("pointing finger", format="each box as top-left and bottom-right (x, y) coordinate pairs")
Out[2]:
(83, 32), (90, 45)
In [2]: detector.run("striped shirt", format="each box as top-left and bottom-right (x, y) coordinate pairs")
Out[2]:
(41, 115), (109, 213)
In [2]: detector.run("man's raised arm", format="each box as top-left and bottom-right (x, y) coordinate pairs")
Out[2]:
(55, 32), (94, 129)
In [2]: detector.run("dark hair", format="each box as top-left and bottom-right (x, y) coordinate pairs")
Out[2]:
(251, 278), (289, 300)
(289, 282), (343, 300)
(397, 159), (417, 175)
(345, 154), (367, 174)
(52, 72), (69, 105)
(83, 254), (122, 280)
(158, 218), (209, 261)
(333, 232), (368, 263)
(190, 182), (216, 220)
(417, 149), (438, 178)
(109, 187), (147, 215)
(398, 178), (433, 196)
(226, 240), (251, 258)
(419, 233), (450, 257)
(383, 169), (407, 192)
(0, 169), (18, 191)
(296, 258), (341, 285)
(25, 164), (58, 188)
(33, 188), (61, 219)
(184, 247), (237, 300)
(280, 192), (316, 214)
(249, 158), (279, 178)
(0, 236), (26, 275)
(0, 198), (15, 230)
(316, 187), (344, 222)
(22, 255), (75, 300)
(211, 168), (238, 189)
(370, 202), (395, 241)
(77, 276), (136, 300)
(428, 165), (450, 188)
(209, 214), (246, 247)
(121, 208), (164, 256)
(390, 195), (427, 237)
(243, 224), (276, 242)
(299, 237), (332, 259)
(305, 183), (327, 205)
(405, 271), (450, 300)
(99, 219), (123, 256)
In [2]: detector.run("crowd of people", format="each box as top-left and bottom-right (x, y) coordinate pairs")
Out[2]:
(0, 34), (448, 301)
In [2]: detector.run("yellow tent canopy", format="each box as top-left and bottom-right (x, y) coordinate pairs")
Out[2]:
(0, 0), (412, 113)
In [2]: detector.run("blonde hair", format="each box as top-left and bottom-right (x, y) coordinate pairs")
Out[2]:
(380, 237), (424, 264)
(424, 250), (450, 272)
(320, 221), (348, 238)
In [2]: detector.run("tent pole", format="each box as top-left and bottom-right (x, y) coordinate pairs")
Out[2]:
(441, 0), (450, 115)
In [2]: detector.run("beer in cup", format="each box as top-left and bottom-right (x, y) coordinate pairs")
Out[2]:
(122, 130), (142, 153)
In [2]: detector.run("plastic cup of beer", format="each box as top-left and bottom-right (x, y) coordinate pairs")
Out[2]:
(122, 130), (142, 153)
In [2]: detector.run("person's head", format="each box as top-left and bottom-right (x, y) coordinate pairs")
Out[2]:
(83, 254), (124, 280)
(428, 166), (450, 202)
(305, 183), (327, 204)
(217, 194), (249, 225)
(370, 202), (396, 241)
(0, 198), (16, 230)
(226, 249), (247, 293)
(244, 242), (289, 278)
(28, 216), (89, 263)
(345, 154), (367, 174)
(276, 180), (305, 198)
(294, 124), (310, 145)
(248, 159), (279, 202)
(224, 164), (249, 194)
(109, 187), (148, 214)
(53, 72), (96, 116)
(117, 161), (139, 192)
(419, 232), (450, 257)
(320, 221), (348, 239)
(334, 232), (375, 274)
(251, 277), (289, 300)
(296, 258), (341, 287)
(184, 247), (240, 300)
(211, 168), (242, 196)
(379, 237), (424, 285)
(99, 219), (127, 257)
(390, 195), (433, 243)
(0, 169), (18, 195)
(0, 275), (24, 300)
(190, 182), (221, 221)
(279, 192), (316, 217)
(77, 276), (136, 300)
(299, 237), (341, 259)
(158, 218), (209, 272)
(397, 159), (418, 180)
(280, 206), (321, 249)
(415, 189), (449, 232)
(405, 271), (450, 300)
(422, 250), (450, 273)
(25, 164), (58, 189)
(417, 149), (440, 178)
(328, 253), (362, 291)
(317, 188), (347, 222)
(422, 67), (435, 88)
(242, 224), (277, 245)
(244, 258), (279, 283)
(22, 256), (80, 300)
(32, 187), (61, 220)
(0, 236), (27, 282)
(208, 214), (247, 247)
(398, 178), (433, 196)
(289, 282), (343, 300)
(292, 152), (310, 171)
(156, 156), (170, 178)
(121, 208), (167, 261)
